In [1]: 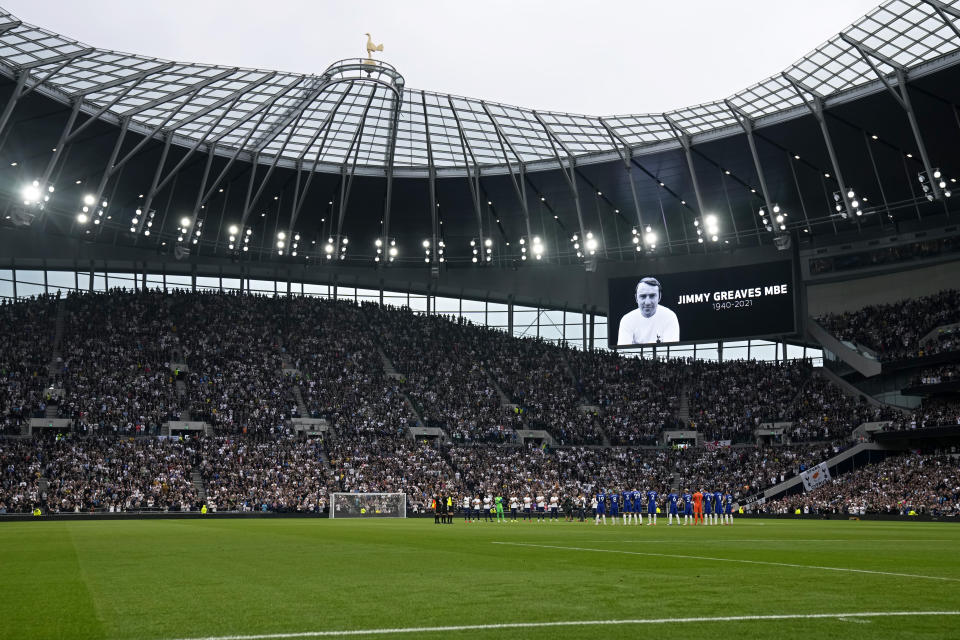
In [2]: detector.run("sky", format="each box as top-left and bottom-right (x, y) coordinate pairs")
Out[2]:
(5, 0), (881, 115)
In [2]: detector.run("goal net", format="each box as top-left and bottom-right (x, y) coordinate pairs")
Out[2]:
(329, 492), (407, 518)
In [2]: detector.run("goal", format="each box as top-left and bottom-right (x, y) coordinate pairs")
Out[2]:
(329, 492), (407, 518)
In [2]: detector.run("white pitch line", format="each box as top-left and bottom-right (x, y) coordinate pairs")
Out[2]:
(584, 538), (955, 544)
(168, 611), (960, 640)
(493, 541), (960, 582)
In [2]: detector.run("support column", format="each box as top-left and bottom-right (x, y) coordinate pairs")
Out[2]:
(839, 33), (942, 200)
(783, 74), (857, 216)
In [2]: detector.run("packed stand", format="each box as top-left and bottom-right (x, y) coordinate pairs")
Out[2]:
(197, 434), (332, 512)
(894, 397), (960, 429)
(177, 292), (299, 435)
(570, 350), (684, 445)
(483, 335), (604, 445)
(686, 360), (898, 442)
(0, 295), (56, 434)
(0, 434), (198, 513)
(365, 306), (518, 443)
(449, 445), (672, 500)
(818, 289), (960, 361)
(328, 435), (459, 513)
(56, 290), (182, 434)
(669, 442), (844, 497)
(760, 453), (960, 516)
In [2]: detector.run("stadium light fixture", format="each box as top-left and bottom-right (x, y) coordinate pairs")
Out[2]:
(644, 229), (657, 249)
(697, 214), (719, 241)
(76, 212), (88, 224)
(918, 169), (946, 202)
(21, 181), (42, 206)
(584, 231), (598, 256)
(832, 189), (862, 218)
(520, 235), (544, 261)
(83, 194), (95, 206)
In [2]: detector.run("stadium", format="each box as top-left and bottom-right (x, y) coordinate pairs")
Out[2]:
(0, 1), (959, 638)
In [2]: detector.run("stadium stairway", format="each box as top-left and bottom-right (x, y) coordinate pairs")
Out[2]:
(814, 367), (910, 415)
(483, 368), (512, 406)
(190, 470), (207, 504)
(46, 296), (65, 378)
(175, 379), (190, 421)
(558, 350), (589, 403)
(291, 385), (309, 419)
(677, 380), (691, 425)
(318, 449), (333, 474)
(371, 344), (429, 430)
(43, 296), (66, 419)
(806, 318), (881, 377)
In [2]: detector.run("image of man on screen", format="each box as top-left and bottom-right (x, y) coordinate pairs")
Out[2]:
(617, 277), (680, 345)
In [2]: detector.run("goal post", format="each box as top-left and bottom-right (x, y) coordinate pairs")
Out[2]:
(329, 492), (407, 519)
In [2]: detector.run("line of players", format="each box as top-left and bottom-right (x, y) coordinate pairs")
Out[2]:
(462, 493), (568, 522)
(594, 489), (734, 525)
(451, 489), (735, 525)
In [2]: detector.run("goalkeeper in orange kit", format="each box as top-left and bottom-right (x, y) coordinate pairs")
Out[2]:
(693, 489), (704, 525)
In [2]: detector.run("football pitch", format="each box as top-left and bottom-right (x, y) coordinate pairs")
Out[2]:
(2, 517), (959, 640)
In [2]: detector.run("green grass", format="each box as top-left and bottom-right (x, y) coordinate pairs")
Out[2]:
(1, 517), (959, 639)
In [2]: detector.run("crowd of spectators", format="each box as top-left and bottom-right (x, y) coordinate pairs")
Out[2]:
(669, 442), (844, 496)
(482, 336), (605, 445)
(365, 306), (518, 443)
(685, 361), (899, 442)
(911, 366), (960, 387)
(178, 293), (298, 435)
(818, 289), (960, 360)
(894, 398), (960, 429)
(55, 290), (183, 434)
(198, 435), (331, 512)
(760, 453), (960, 516)
(0, 434), (198, 513)
(2, 289), (956, 516)
(0, 295), (55, 434)
(328, 435), (458, 513)
(570, 351), (683, 445)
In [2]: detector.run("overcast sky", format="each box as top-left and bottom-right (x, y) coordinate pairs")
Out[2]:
(6, 0), (880, 115)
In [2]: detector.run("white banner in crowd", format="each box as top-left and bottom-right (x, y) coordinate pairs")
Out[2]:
(800, 462), (832, 492)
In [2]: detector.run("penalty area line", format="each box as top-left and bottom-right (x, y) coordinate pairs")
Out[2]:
(493, 541), (960, 582)
(167, 611), (960, 640)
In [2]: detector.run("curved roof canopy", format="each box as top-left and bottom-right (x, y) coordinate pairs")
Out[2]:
(1, 1), (959, 177)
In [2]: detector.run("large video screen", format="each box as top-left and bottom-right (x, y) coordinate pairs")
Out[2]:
(608, 260), (795, 348)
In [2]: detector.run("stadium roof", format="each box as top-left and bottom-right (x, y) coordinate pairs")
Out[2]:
(2, 0), (959, 177)
(2, 1), (960, 270)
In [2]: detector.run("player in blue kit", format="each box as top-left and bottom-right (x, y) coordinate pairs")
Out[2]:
(633, 491), (643, 525)
(595, 491), (606, 525)
(713, 490), (723, 525)
(703, 490), (713, 525)
(682, 490), (693, 525)
(724, 491), (734, 525)
(608, 491), (619, 525)
(667, 490), (679, 525)
(646, 488), (658, 526)
(622, 491), (632, 526)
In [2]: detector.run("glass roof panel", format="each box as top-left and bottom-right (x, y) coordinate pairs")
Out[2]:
(0, 0), (956, 171)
